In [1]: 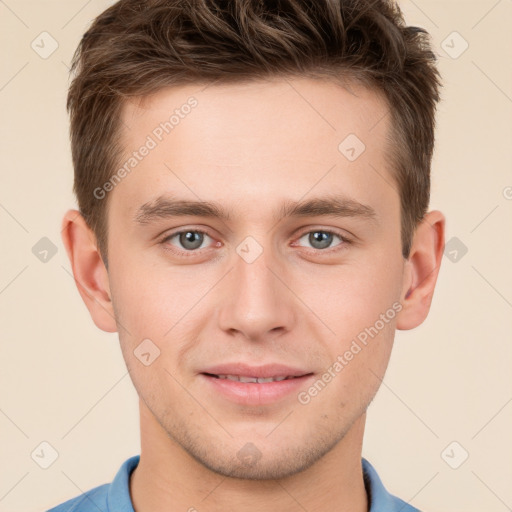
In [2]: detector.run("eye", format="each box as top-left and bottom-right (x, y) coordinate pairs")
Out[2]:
(294, 229), (349, 251)
(160, 227), (351, 257)
(162, 229), (213, 252)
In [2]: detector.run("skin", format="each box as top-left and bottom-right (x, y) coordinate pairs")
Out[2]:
(61, 77), (445, 512)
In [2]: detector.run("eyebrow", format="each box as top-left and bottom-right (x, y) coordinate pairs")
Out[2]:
(134, 194), (378, 225)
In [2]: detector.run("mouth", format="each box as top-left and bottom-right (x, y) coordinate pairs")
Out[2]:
(202, 372), (308, 383)
(199, 370), (315, 405)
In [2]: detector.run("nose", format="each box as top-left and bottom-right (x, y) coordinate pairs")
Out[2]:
(217, 242), (296, 341)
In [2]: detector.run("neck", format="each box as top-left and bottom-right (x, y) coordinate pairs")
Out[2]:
(130, 400), (368, 512)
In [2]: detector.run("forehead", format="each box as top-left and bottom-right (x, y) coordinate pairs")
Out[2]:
(122, 77), (389, 143)
(112, 77), (395, 222)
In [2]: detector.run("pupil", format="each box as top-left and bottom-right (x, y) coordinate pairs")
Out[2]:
(181, 231), (203, 250)
(310, 231), (331, 249)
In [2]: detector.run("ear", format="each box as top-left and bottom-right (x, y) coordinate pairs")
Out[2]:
(396, 210), (445, 330)
(61, 209), (117, 333)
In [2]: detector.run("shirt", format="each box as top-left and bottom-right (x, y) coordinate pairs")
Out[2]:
(46, 455), (421, 511)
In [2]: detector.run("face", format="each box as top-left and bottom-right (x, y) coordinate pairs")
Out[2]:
(106, 77), (406, 479)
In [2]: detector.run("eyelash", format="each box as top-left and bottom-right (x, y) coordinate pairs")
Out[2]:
(160, 227), (352, 257)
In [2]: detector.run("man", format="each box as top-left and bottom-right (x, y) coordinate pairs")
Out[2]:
(50, 0), (445, 510)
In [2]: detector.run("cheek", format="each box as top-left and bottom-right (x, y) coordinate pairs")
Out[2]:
(299, 254), (402, 395)
(109, 256), (200, 337)
(303, 256), (402, 333)
(110, 260), (212, 384)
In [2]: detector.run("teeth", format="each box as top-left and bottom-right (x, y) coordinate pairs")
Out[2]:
(215, 374), (296, 383)
(239, 375), (258, 383)
(257, 377), (275, 383)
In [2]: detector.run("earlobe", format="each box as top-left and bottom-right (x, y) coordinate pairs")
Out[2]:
(61, 209), (118, 333)
(396, 210), (445, 331)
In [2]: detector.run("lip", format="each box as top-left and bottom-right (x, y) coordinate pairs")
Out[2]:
(199, 363), (314, 406)
(200, 362), (310, 379)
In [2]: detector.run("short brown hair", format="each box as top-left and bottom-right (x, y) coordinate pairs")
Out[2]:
(67, 0), (441, 266)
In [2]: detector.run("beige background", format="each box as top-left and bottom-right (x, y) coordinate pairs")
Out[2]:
(1, 1), (511, 511)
